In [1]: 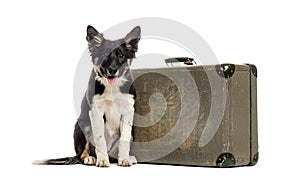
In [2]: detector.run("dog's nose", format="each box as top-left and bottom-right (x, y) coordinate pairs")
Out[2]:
(107, 68), (117, 76)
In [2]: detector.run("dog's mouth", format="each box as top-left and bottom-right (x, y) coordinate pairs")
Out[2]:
(106, 69), (120, 85)
(106, 76), (118, 85)
(97, 67), (120, 85)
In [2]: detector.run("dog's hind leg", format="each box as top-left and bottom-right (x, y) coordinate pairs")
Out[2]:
(81, 142), (96, 165)
(73, 121), (96, 165)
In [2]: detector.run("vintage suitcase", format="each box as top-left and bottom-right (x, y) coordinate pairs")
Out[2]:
(130, 61), (258, 167)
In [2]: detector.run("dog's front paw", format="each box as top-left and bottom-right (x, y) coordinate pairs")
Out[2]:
(129, 156), (137, 164)
(96, 153), (110, 167)
(118, 158), (133, 167)
(96, 158), (110, 167)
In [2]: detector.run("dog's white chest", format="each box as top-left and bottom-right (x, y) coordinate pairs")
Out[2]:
(93, 85), (134, 135)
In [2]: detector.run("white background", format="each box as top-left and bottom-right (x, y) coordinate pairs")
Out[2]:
(0, 0), (299, 177)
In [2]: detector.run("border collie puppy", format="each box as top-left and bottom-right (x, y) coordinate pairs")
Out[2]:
(33, 25), (141, 167)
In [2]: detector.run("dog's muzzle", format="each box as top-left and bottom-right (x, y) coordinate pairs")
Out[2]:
(93, 59), (132, 85)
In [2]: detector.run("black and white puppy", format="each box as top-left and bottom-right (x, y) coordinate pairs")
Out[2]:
(34, 25), (141, 167)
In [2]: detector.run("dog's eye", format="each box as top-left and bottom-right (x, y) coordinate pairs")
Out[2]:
(118, 53), (124, 58)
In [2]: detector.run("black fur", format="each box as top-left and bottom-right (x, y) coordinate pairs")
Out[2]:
(95, 80), (105, 95)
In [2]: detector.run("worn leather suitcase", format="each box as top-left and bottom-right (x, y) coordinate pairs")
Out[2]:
(130, 61), (258, 167)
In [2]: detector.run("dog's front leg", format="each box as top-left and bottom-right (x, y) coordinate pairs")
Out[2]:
(89, 104), (110, 167)
(118, 108), (136, 166)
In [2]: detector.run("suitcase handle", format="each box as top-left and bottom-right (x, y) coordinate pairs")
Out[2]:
(165, 57), (197, 67)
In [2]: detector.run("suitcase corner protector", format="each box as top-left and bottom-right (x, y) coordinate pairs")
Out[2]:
(215, 63), (236, 79)
(215, 152), (236, 167)
(248, 152), (259, 166)
(245, 63), (257, 77)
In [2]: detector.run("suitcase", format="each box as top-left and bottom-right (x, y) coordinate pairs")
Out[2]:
(130, 59), (258, 167)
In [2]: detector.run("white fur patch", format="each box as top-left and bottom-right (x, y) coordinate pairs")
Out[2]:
(93, 78), (134, 135)
(90, 75), (135, 164)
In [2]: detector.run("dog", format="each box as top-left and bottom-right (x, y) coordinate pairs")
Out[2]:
(33, 25), (141, 167)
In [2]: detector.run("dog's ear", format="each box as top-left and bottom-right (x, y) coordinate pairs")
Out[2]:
(124, 26), (141, 52)
(86, 25), (99, 41)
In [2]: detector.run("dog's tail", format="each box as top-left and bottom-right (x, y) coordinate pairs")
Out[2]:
(32, 156), (81, 165)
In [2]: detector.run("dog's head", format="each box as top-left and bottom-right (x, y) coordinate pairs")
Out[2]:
(86, 25), (141, 85)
